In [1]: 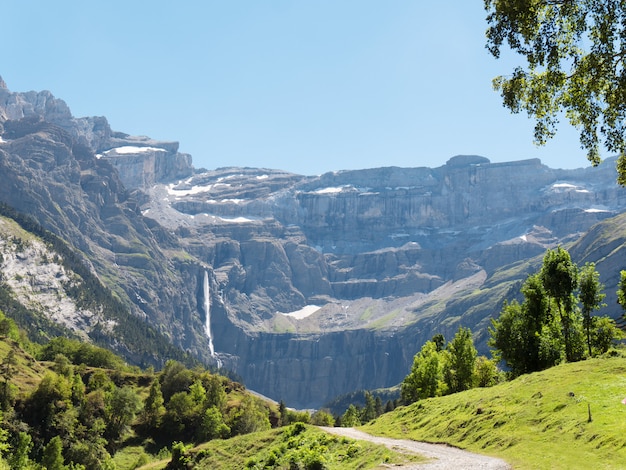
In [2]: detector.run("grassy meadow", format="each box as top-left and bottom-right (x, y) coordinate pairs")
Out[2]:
(363, 356), (626, 469)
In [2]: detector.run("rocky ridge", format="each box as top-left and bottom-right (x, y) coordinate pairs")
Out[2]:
(0, 77), (625, 407)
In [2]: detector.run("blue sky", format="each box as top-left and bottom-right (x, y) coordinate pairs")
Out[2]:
(3, 1), (594, 175)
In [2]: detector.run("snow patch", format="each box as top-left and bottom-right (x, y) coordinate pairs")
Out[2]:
(315, 187), (346, 194)
(167, 183), (214, 196)
(279, 305), (321, 320)
(106, 146), (166, 155)
(217, 216), (256, 223)
(256, 174), (269, 180)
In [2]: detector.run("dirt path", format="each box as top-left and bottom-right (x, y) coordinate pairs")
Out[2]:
(319, 427), (512, 469)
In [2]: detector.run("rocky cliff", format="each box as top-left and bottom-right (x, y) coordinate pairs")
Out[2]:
(1, 78), (625, 408)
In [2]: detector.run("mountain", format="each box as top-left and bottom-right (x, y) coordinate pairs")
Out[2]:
(1, 77), (625, 408)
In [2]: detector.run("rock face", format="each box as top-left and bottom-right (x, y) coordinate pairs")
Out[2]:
(1, 80), (625, 408)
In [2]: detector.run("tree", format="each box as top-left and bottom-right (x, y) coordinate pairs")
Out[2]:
(617, 270), (626, 315)
(310, 409), (335, 427)
(540, 247), (580, 362)
(401, 341), (443, 404)
(474, 356), (500, 388)
(0, 350), (18, 411)
(443, 327), (478, 393)
(485, 0), (626, 185)
(198, 406), (230, 441)
(104, 386), (141, 444)
(339, 405), (361, 427)
(166, 442), (192, 470)
(578, 262), (606, 356)
(8, 431), (33, 470)
(141, 379), (166, 431)
(431, 333), (445, 352)
(227, 396), (271, 435)
(489, 294), (562, 377)
(278, 400), (288, 427)
(361, 391), (377, 423)
(202, 373), (226, 411)
(160, 360), (193, 402)
(163, 392), (195, 437)
(41, 436), (65, 470)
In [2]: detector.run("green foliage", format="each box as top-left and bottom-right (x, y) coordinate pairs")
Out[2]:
(140, 379), (166, 431)
(540, 247), (580, 362)
(160, 360), (193, 402)
(8, 431), (33, 470)
(489, 299), (562, 377)
(474, 355), (501, 388)
(163, 391), (196, 437)
(485, 0), (626, 184)
(198, 406), (230, 441)
(592, 316), (624, 354)
(191, 424), (423, 469)
(310, 410), (335, 427)
(227, 396), (271, 435)
(39, 337), (127, 370)
(443, 327), (477, 393)
(402, 327), (492, 406)
(41, 436), (65, 470)
(339, 404), (361, 427)
(0, 323), (258, 469)
(491, 248), (623, 376)
(166, 442), (192, 470)
(578, 262), (606, 356)
(618, 270), (626, 314)
(401, 340), (444, 404)
(104, 386), (141, 444)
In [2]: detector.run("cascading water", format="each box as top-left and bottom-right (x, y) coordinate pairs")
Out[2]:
(203, 270), (221, 367)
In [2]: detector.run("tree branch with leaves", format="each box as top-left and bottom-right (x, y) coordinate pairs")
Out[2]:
(485, 0), (626, 184)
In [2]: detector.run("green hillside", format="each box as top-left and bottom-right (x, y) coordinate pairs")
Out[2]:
(137, 423), (426, 470)
(363, 355), (626, 469)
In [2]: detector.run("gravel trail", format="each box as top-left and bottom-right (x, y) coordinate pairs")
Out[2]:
(319, 427), (512, 469)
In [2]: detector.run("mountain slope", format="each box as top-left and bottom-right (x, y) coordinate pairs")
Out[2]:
(364, 356), (626, 469)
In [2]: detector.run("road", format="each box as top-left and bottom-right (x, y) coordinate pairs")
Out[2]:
(319, 427), (512, 469)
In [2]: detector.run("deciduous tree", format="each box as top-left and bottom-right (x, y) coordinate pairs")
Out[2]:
(401, 341), (443, 404)
(485, 0), (626, 184)
(617, 270), (626, 314)
(443, 327), (478, 393)
(540, 247), (580, 362)
(578, 262), (606, 356)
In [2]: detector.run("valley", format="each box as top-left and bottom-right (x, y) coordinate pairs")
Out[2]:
(1, 78), (625, 409)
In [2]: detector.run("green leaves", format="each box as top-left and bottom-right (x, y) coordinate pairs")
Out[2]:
(485, 0), (626, 182)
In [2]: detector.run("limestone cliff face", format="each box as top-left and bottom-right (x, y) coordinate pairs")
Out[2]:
(0, 84), (193, 192)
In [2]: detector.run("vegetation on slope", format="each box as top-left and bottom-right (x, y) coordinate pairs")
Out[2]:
(0, 310), (281, 469)
(0, 202), (195, 368)
(137, 423), (426, 470)
(364, 355), (626, 469)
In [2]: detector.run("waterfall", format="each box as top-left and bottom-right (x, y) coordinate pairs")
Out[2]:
(203, 270), (217, 361)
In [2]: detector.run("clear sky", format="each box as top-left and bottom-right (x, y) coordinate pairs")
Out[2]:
(2, 1), (597, 175)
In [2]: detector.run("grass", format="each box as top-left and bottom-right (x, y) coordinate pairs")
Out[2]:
(359, 307), (374, 322)
(363, 356), (626, 469)
(112, 445), (153, 470)
(368, 309), (402, 330)
(137, 424), (427, 470)
(0, 339), (46, 394)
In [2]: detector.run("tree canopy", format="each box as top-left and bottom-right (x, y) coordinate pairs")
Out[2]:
(485, 0), (626, 184)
